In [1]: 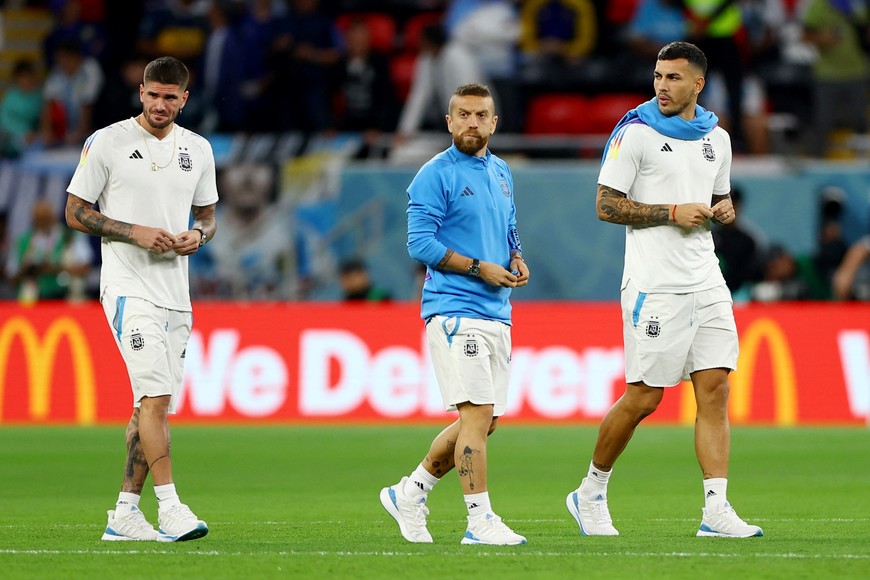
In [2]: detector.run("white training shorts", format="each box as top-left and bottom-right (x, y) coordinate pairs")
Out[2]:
(101, 288), (192, 413)
(621, 281), (738, 387)
(426, 315), (511, 416)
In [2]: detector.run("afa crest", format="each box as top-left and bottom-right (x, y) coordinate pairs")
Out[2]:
(646, 321), (661, 338)
(499, 178), (510, 197)
(130, 332), (145, 351)
(179, 151), (193, 171)
(464, 339), (479, 357)
(702, 142), (715, 162)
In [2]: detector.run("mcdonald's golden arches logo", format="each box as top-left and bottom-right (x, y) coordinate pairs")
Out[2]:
(0, 316), (97, 424)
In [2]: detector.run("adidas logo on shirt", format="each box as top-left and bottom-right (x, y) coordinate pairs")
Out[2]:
(129, 150), (144, 159)
(461, 187), (474, 196)
(661, 143), (673, 152)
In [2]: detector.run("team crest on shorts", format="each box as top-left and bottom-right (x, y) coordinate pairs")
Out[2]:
(645, 320), (661, 338)
(702, 141), (715, 162)
(130, 332), (145, 351)
(178, 151), (192, 171)
(464, 339), (479, 357)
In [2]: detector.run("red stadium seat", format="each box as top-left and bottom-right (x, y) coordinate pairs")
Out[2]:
(606, 0), (640, 25)
(336, 12), (397, 53)
(524, 94), (592, 135)
(401, 11), (443, 52)
(584, 93), (647, 134)
(390, 52), (417, 102)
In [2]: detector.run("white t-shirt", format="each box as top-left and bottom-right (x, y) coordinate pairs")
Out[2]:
(598, 122), (731, 293)
(67, 118), (219, 311)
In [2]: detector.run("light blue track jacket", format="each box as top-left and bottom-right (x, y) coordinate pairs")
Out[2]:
(407, 144), (522, 324)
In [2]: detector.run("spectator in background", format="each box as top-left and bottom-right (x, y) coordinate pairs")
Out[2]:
(332, 18), (398, 158)
(40, 38), (104, 147)
(395, 23), (487, 142)
(137, 0), (210, 64)
(801, 0), (870, 157)
(43, 0), (106, 68)
(238, 0), (287, 131)
(518, 0), (599, 83)
(751, 244), (810, 302)
(6, 198), (92, 303)
(712, 186), (764, 299)
(683, 0), (749, 151)
(811, 185), (849, 297)
(339, 257), (392, 301)
(271, 0), (341, 132)
(446, 0), (522, 132)
(94, 53), (149, 128)
(200, 0), (246, 133)
(0, 60), (42, 158)
(832, 234), (870, 300)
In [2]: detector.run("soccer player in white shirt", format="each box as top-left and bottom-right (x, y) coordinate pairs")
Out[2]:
(65, 56), (217, 542)
(565, 42), (763, 539)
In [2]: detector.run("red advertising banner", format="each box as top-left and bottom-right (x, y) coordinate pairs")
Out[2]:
(1, 301), (868, 425)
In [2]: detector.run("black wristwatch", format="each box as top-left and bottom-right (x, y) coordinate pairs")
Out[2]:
(467, 258), (481, 277)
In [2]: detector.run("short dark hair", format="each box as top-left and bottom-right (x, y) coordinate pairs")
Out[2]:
(657, 41), (707, 76)
(449, 83), (495, 114)
(143, 56), (189, 90)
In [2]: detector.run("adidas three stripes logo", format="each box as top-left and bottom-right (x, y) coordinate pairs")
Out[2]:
(660, 143), (673, 152)
(129, 150), (143, 159)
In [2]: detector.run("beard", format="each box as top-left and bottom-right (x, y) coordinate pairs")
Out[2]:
(143, 108), (177, 130)
(453, 131), (488, 155)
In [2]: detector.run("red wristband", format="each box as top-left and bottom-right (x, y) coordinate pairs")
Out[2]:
(671, 204), (677, 223)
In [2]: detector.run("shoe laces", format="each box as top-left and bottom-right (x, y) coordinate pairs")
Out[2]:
(587, 498), (614, 525)
(161, 503), (196, 522)
(408, 500), (430, 526)
(116, 507), (154, 532)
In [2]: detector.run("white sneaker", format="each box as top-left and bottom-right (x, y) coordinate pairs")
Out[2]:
(697, 502), (763, 538)
(157, 503), (209, 542)
(101, 505), (159, 541)
(461, 512), (527, 545)
(566, 480), (619, 536)
(379, 477), (433, 543)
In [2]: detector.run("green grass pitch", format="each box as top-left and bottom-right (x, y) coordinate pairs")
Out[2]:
(1, 424), (869, 578)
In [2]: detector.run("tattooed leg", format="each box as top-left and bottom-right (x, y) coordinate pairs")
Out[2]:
(121, 409), (149, 494)
(422, 419), (460, 477)
(137, 395), (174, 486)
(454, 403), (493, 494)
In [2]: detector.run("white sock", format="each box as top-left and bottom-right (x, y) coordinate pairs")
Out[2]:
(464, 491), (491, 518)
(116, 492), (140, 512)
(154, 483), (181, 509)
(703, 478), (728, 512)
(403, 464), (439, 501)
(580, 461), (611, 499)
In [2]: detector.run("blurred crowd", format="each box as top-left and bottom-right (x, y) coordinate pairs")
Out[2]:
(2, 0), (870, 158)
(1, 0), (869, 303)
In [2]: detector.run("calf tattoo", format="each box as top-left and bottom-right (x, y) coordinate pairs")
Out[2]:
(458, 445), (477, 490)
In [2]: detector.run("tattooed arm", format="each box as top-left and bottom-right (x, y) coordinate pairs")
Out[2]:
(596, 184), (670, 225)
(596, 184), (715, 228)
(191, 203), (217, 244)
(65, 193), (179, 254)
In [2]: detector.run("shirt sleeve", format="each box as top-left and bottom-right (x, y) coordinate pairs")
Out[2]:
(406, 162), (450, 267)
(598, 124), (643, 195)
(192, 138), (219, 207)
(713, 130), (732, 197)
(66, 129), (110, 203)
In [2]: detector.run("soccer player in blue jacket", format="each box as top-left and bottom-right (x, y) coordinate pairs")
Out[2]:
(380, 83), (530, 545)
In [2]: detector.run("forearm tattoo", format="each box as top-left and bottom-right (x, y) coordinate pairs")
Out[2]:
(192, 203), (217, 239)
(437, 249), (454, 270)
(598, 186), (670, 225)
(711, 193), (730, 206)
(70, 196), (134, 241)
(457, 445), (478, 490)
